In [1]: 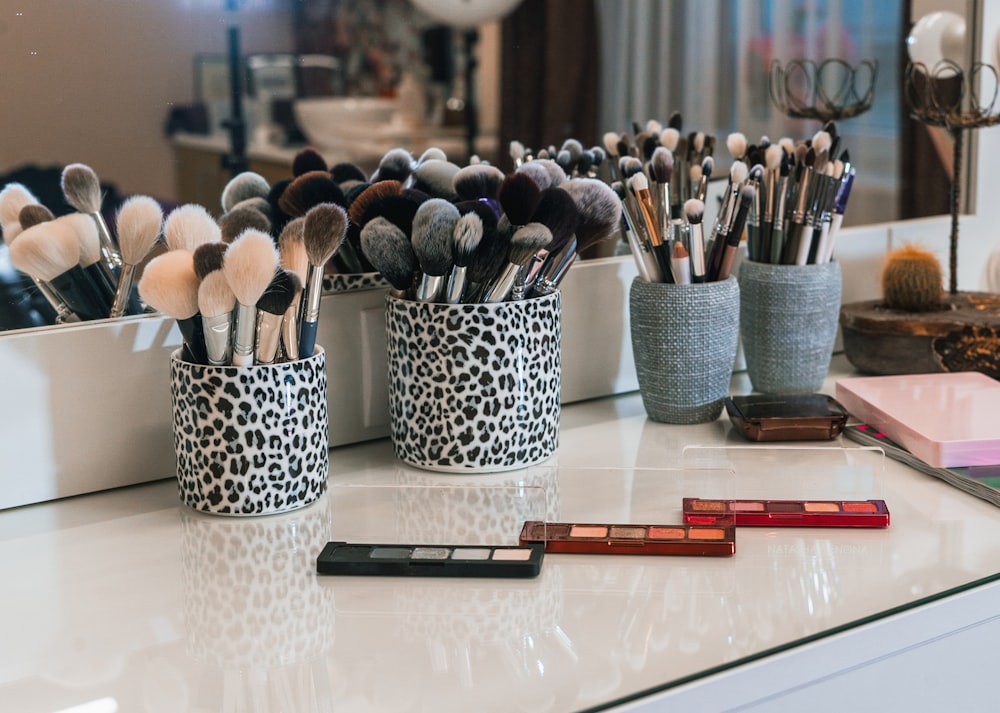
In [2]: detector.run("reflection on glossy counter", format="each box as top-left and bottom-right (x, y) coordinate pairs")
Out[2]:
(1, 357), (999, 711)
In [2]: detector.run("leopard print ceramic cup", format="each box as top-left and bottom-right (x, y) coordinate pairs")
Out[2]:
(169, 347), (329, 515)
(385, 292), (562, 473)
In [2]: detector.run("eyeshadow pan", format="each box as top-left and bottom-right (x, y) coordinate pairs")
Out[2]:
(570, 525), (608, 538)
(804, 502), (840, 512)
(688, 528), (726, 540)
(492, 548), (532, 561)
(647, 527), (686, 540)
(768, 502), (803, 513)
(609, 525), (646, 539)
(450, 548), (492, 560)
(732, 501), (765, 511)
(692, 500), (726, 512)
(370, 547), (411, 559)
(411, 547), (451, 559)
(843, 501), (878, 513)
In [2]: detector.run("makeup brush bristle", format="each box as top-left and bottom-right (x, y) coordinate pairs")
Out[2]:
(529, 186), (580, 254)
(222, 229), (280, 306)
(348, 180), (404, 227)
(18, 203), (55, 229)
(499, 172), (543, 226)
(411, 159), (461, 200)
(330, 162), (368, 187)
(412, 198), (460, 276)
(257, 267), (298, 316)
(7, 219), (81, 281)
(509, 222), (552, 265)
(700, 156), (714, 179)
(452, 212), (484, 268)
(292, 148), (328, 178)
(603, 131), (621, 157)
(221, 171), (270, 213)
(360, 217), (417, 291)
(115, 195), (163, 266)
(60, 163), (103, 213)
(192, 241), (229, 280)
(164, 203), (222, 252)
(137, 249), (199, 319)
(67, 212), (104, 268)
(650, 146), (674, 184)
(279, 171), (346, 218)
(375, 148), (415, 184)
(559, 178), (622, 252)
(197, 269), (236, 319)
(302, 202), (348, 267)
(515, 161), (554, 190)
(684, 198), (704, 225)
(453, 164), (505, 202)
(0, 182), (39, 231)
(219, 204), (272, 243)
(277, 217), (308, 282)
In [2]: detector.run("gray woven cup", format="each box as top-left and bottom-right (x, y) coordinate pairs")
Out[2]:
(629, 277), (740, 424)
(738, 260), (842, 394)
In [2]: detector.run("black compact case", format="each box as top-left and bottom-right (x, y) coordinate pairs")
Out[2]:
(725, 394), (849, 442)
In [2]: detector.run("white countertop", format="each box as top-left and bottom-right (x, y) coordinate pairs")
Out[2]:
(2, 356), (999, 712)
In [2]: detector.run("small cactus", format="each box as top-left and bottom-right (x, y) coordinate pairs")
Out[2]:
(881, 244), (944, 312)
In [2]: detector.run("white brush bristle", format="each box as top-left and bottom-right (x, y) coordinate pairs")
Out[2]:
(116, 195), (163, 265)
(645, 119), (663, 135)
(603, 131), (620, 156)
(684, 198), (704, 225)
(765, 144), (783, 170)
(63, 213), (102, 267)
(7, 220), (80, 281)
(509, 140), (525, 160)
(628, 171), (649, 193)
(730, 161), (749, 185)
(659, 128), (680, 152)
(197, 269), (236, 318)
(726, 132), (747, 159)
(0, 182), (39, 229)
(137, 249), (200, 320)
(164, 204), (222, 252)
(222, 229), (280, 306)
(812, 130), (832, 154)
(278, 217), (308, 282)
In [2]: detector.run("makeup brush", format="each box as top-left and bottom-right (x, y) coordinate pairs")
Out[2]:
(411, 159), (461, 200)
(695, 156), (714, 202)
(371, 191), (428, 238)
(254, 268), (298, 365)
(8, 218), (108, 321)
(292, 147), (327, 178)
(446, 212), (483, 303)
(684, 198), (706, 283)
(417, 147), (448, 165)
(266, 178), (294, 236)
(330, 162), (368, 189)
(197, 270), (236, 366)
(164, 203), (222, 252)
(602, 131), (622, 182)
(278, 170), (347, 218)
(560, 177), (622, 254)
(465, 215), (510, 301)
(537, 158), (568, 188)
(136, 249), (207, 363)
(530, 236), (577, 296)
(277, 217), (308, 283)
(411, 198), (460, 301)
(60, 163), (122, 279)
(298, 203), (347, 357)
(529, 186), (580, 256)
(555, 149), (574, 177)
(279, 271), (304, 362)
(482, 222), (552, 302)
(628, 172), (670, 279)
(221, 171), (270, 213)
(374, 148), (415, 184)
(222, 229), (280, 366)
(192, 241), (228, 280)
(612, 180), (661, 283)
(648, 146), (674, 248)
(66, 211), (116, 314)
(717, 185), (755, 282)
(360, 217), (418, 292)
(784, 147), (816, 265)
(769, 151), (792, 264)
(18, 204), (54, 229)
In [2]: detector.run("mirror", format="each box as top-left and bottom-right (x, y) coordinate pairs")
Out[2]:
(0, 0), (983, 333)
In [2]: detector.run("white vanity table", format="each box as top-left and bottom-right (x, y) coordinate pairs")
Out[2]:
(1, 355), (999, 712)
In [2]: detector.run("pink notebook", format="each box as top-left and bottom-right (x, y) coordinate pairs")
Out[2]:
(835, 372), (1000, 468)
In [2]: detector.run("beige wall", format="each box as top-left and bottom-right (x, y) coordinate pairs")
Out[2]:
(0, 2), (294, 201)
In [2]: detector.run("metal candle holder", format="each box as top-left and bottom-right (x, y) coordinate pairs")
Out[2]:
(769, 58), (878, 123)
(904, 59), (1000, 294)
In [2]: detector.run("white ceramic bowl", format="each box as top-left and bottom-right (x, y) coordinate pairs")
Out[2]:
(293, 96), (399, 148)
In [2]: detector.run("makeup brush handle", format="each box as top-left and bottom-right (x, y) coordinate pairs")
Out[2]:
(91, 211), (123, 272)
(202, 312), (233, 366)
(33, 277), (81, 323)
(482, 263), (518, 303)
(110, 263), (137, 318)
(231, 302), (256, 367)
(446, 265), (468, 304)
(177, 316), (209, 365)
(254, 312), (283, 365)
(298, 319), (318, 359)
(281, 297), (301, 361)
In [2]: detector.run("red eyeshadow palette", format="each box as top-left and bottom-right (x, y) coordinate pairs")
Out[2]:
(316, 541), (543, 578)
(682, 498), (890, 528)
(518, 521), (735, 557)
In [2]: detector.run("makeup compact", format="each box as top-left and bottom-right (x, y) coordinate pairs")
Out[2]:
(682, 498), (890, 528)
(518, 521), (736, 556)
(316, 541), (544, 578)
(725, 393), (849, 442)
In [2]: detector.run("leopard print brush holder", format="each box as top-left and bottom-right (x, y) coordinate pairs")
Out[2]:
(169, 347), (329, 515)
(385, 292), (562, 473)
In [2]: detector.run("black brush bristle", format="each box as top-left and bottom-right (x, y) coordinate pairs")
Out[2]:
(498, 172), (542, 226)
(292, 147), (328, 177)
(330, 162), (368, 185)
(278, 171), (346, 217)
(529, 187), (580, 254)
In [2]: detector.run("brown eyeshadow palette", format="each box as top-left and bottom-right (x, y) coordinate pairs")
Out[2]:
(518, 521), (735, 557)
(316, 541), (544, 578)
(682, 498), (890, 528)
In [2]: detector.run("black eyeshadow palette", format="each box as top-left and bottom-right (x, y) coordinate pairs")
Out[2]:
(316, 541), (544, 578)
